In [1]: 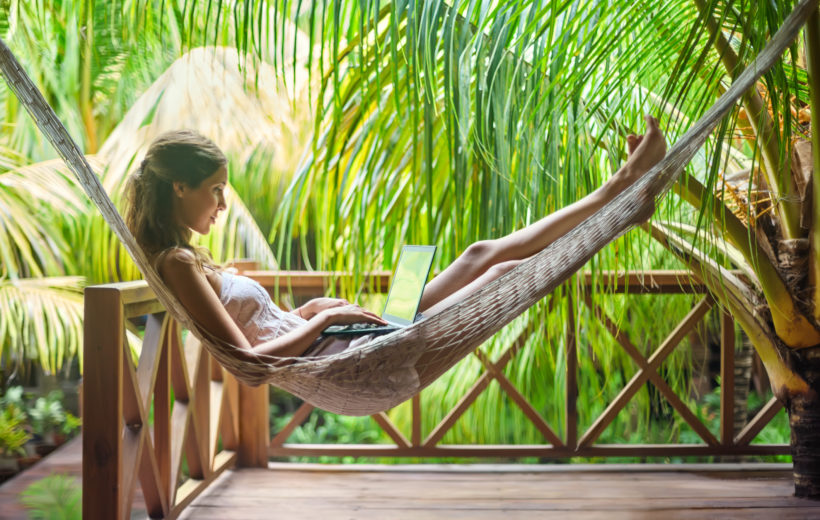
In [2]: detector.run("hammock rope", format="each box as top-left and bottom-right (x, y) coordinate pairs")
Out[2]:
(0, 0), (815, 415)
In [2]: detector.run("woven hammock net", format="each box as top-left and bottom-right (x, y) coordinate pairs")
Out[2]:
(0, 0), (814, 416)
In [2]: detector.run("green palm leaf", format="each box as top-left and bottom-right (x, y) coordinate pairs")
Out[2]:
(0, 276), (84, 375)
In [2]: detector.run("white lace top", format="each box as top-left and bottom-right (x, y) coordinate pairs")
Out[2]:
(218, 272), (306, 345)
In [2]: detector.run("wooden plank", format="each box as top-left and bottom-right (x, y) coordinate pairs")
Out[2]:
(579, 297), (714, 447)
(735, 396), (784, 446)
(115, 280), (156, 304)
(246, 271), (391, 294)
(83, 286), (124, 520)
(120, 429), (144, 519)
(184, 405), (206, 480)
(136, 426), (169, 518)
(371, 412), (411, 448)
(220, 371), (240, 451)
(169, 403), (190, 507)
(721, 310), (736, 445)
(474, 349), (563, 446)
(121, 344), (144, 430)
(192, 341), (211, 478)
(269, 443), (790, 458)
(210, 380), (224, 467)
(271, 402), (314, 447)
(154, 328), (172, 507)
(171, 450), (237, 516)
(423, 372), (494, 447)
(135, 313), (166, 415)
(566, 291), (578, 448)
(176, 465), (813, 520)
(169, 321), (190, 402)
(237, 383), (269, 467)
(411, 396), (421, 447)
(429, 323), (532, 448)
(124, 300), (165, 318)
(583, 295), (719, 446)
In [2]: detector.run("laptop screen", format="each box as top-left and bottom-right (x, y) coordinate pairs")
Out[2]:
(382, 245), (436, 326)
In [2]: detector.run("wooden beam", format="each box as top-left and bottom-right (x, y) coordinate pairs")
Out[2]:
(154, 327), (172, 507)
(83, 286), (124, 520)
(411, 396), (422, 447)
(238, 383), (270, 467)
(721, 311), (736, 445)
(583, 295), (719, 446)
(579, 297), (714, 447)
(474, 350), (563, 447)
(269, 443), (790, 458)
(372, 412), (411, 448)
(271, 402), (314, 448)
(734, 396), (784, 446)
(424, 372), (493, 447)
(566, 291), (578, 448)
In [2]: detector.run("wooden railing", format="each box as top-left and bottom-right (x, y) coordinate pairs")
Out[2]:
(83, 269), (789, 518)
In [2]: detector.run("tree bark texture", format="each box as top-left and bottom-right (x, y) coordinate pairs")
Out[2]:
(788, 346), (820, 498)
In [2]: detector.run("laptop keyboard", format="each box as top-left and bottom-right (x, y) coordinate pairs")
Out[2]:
(341, 323), (377, 331)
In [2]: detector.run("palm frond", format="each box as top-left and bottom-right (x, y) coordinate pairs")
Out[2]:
(0, 276), (84, 375)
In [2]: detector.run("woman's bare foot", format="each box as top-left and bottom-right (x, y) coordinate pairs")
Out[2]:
(607, 115), (667, 193)
(604, 115), (666, 225)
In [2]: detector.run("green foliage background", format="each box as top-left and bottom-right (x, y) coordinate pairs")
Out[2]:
(0, 0), (799, 455)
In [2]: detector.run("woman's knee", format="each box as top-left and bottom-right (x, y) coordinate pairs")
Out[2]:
(462, 239), (500, 266)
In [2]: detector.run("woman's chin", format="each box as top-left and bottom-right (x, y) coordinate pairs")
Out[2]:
(195, 224), (213, 235)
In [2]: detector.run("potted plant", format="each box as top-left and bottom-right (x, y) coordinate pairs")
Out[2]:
(28, 391), (67, 456)
(0, 405), (30, 480)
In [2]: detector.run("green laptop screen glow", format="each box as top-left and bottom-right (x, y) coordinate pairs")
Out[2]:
(382, 249), (433, 322)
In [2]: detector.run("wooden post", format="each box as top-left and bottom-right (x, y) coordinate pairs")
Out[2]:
(237, 383), (269, 467)
(232, 261), (269, 467)
(721, 310), (736, 445)
(83, 287), (124, 519)
(566, 287), (578, 449)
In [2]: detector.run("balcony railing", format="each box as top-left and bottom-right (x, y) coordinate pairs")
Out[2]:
(82, 268), (788, 519)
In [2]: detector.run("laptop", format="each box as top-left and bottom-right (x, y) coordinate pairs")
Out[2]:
(323, 245), (436, 336)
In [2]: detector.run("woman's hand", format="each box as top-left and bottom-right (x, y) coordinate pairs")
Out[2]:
(296, 297), (350, 319)
(317, 304), (388, 326)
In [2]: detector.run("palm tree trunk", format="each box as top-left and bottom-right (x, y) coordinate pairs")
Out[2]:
(788, 346), (820, 498)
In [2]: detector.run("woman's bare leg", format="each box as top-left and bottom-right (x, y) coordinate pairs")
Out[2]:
(419, 115), (666, 314)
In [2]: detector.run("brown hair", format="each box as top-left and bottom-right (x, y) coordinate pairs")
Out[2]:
(125, 130), (227, 269)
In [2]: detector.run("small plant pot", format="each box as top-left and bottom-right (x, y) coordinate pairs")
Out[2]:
(16, 455), (40, 471)
(34, 443), (56, 457)
(52, 433), (67, 447)
(0, 456), (19, 473)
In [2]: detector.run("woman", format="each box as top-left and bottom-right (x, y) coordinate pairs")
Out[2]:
(125, 115), (666, 361)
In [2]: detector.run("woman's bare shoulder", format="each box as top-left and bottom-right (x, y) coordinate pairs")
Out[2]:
(156, 247), (198, 278)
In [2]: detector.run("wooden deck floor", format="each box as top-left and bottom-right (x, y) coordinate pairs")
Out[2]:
(2, 438), (819, 519)
(180, 463), (820, 520)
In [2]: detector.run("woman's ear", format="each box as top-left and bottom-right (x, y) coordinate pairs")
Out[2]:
(172, 181), (186, 198)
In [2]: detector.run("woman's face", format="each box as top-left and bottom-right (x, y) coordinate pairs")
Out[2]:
(172, 166), (228, 235)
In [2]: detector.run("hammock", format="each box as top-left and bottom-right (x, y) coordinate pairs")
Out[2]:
(0, 0), (814, 416)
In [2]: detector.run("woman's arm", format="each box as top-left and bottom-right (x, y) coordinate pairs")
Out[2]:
(159, 249), (385, 359)
(159, 249), (254, 351)
(252, 303), (387, 358)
